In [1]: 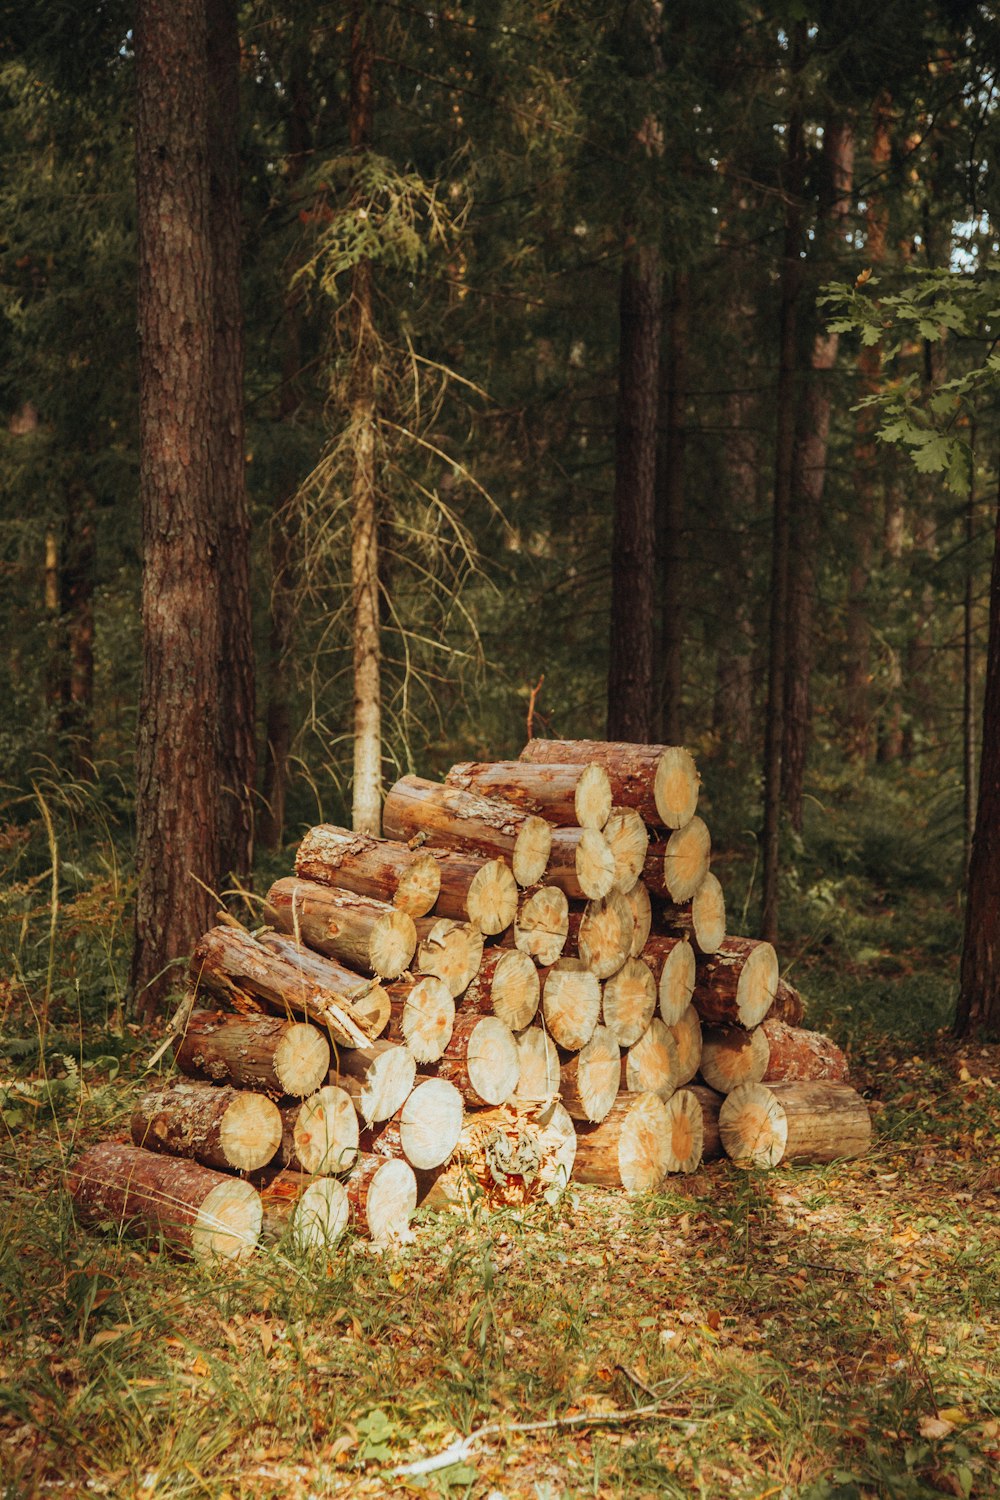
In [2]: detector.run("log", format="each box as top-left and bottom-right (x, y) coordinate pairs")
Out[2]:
(255, 930), (391, 1040)
(444, 760), (612, 829)
(640, 934), (695, 1025)
(656, 872), (727, 956)
(514, 886), (569, 965)
(572, 1092), (671, 1191)
(545, 826), (616, 901)
(668, 1002), (703, 1086)
(382, 775), (552, 887)
(418, 1099), (576, 1211)
(515, 1025), (561, 1105)
(602, 957), (657, 1047)
(663, 1089), (704, 1173)
(621, 1018), (679, 1100)
(565, 890), (633, 979)
(559, 1025), (621, 1123)
(70, 1141), (261, 1263)
(264, 878), (416, 980)
(365, 1078), (464, 1171)
(602, 808), (649, 891)
(718, 1081), (872, 1168)
(425, 1011), (519, 1107)
(686, 1083), (724, 1160)
(131, 1080), (282, 1174)
(277, 1085), (360, 1175)
(692, 937), (778, 1028)
(428, 850), (519, 936)
(541, 958), (601, 1050)
(174, 1009), (330, 1098)
(519, 739), (699, 830)
(332, 1041), (417, 1125)
(645, 816), (711, 904)
(461, 947), (540, 1032)
(699, 1025), (770, 1095)
(294, 825), (441, 916)
(345, 1154), (417, 1244)
(413, 917), (485, 997)
(260, 1170), (350, 1251)
(622, 880), (652, 957)
(764, 977), (807, 1025)
(760, 1018), (848, 1083)
(385, 975), (455, 1063)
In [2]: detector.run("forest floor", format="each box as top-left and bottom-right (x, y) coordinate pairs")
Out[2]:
(1, 1004), (998, 1500)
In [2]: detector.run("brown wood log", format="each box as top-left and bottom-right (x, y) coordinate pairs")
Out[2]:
(426, 850), (519, 935)
(413, 917), (485, 997)
(692, 937), (778, 1028)
(364, 1078), (464, 1171)
(515, 1025), (561, 1105)
(331, 1041), (417, 1125)
(382, 775), (552, 887)
(541, 958), (601, 1050)
(564, 890), (633, 979)
(259, 1169), (350, 1251)
(385, 975), (455, 1063)
(663, 1089), (704, 1173)
(764, 976), (807, 1025)
(719, 1081), (872, 1167)
(559, 1025), (621, 1123)
(602, 957), (657, 1047)
(544, 826), (616, 901)
(603, 808), (649, 891)
(622, 879), (652, 957)
(640, 934), (695, 1025)
(656, 872), (727, 956)
(294, 825), (441, 917)
(699, 1025), (770, 1094)
(461, 947), (540, 1032)
(70, 1141), (261, 1263)
(264, 878), (416, 980)
(345, 1154), (417, 1244)
(131, 1080), (282, 1173)
(444, 761), (612, 829)
(174, 1009), (330, 1098)
(418, 1099), (576, 1211)
(514, 886), (569, 965)
(621, 1018), (679, 1100)
(424, 1011), (519, 1107)
(277, 1085), (360, 1175)
(572, 1092), (671, 1191)
(644, 816), (711, 904)
(686, 1083), (724, 1160)
(760, 1018), (848, 1083)
(519, 739), (700, 829)
(254, 930), (391, 1040)
(668, 1002), (703, 1086)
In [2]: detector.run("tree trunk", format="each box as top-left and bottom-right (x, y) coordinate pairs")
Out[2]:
(657, 268), (690, 742)
(58, 481), (96, 777)
(132, 0), (222, 1021)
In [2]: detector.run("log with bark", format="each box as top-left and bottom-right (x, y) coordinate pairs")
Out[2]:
(760, 1018), (848, 1083)
(385, 975), (455, 1063)
(513, 886), (569, 965)
(413, 917), (485, 997)
(572, 1092), (671, 1191)
(640, 934), (695, 1025)
(541, 958), (602, 1050)
(428, 851), (519, 936)
(544, 826), (616, 901)
(461, 947), (540, 1032)
(444, 760), (612, 829)
(622, 879), (652, 957)
(764, 976), (807, 1025)
(332, 1041), (417, 1126)
(699, 1025), (770, 1095)
(277, 1084), (360, 1175)
(174, 1008), (330, 1098)
(515, 1025), (561, 1106)
(656, 872), (727, 956)
(718, 1080), (872, 1167)
(254, 930), (391, 1039)
(621, 1018), (679, 1100)
(383, 775), (552, 887)
(365, 1078), (464, 1171)
(70, 1141), (261, 1263)
(260, 1169), (350, 1251)
(424, 1011), (520, 1107)
(519, 739), (700, 829)
(345, 1153), (417, 1243)
(559, 1024), (621, 1123)
(131, 1080), (282, 1173)
(662, 1089), (704, 1173)
(686, 1083), (724, 1160)
(264, 878), (416, 980)
(602, 808), (649, 891)
(644, 817), (711, 905)
(564, 890), (633, 979)
(293, 825), (442, 916)
(692, 937), (778, 1028)
(668, 1002), (703, 1086)
(602, 956), (657, 1047)
(418, 1099), (577, 1211)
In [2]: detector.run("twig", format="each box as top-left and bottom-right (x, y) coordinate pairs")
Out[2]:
(525, 674), (544, 741)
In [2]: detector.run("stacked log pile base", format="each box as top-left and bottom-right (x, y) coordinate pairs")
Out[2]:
(365, 1079), (464, 1170)
(260, 1170), (350, 1252)
(418, 1101), (577, 1211)
(572, 1093), (672, 1191)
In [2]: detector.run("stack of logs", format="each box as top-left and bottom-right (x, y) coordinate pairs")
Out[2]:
(70, 739), (871, 1265)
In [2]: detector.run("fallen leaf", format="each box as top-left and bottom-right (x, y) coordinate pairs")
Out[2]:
(918, 1415), (955, 1440)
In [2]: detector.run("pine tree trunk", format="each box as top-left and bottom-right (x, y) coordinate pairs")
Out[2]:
(657, 268), (689, 742)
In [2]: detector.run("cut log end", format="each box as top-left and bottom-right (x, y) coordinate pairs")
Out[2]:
(370, 909), (418, 979)
(336, 1044), (417, 1126)
(663, 1089), (704, 1173)
(516, 1025), (561, 1105)
(575, 762), (613, 829)
(604, 808), (649, 891)
(661, 816), (711, 903)
(699, 1024), (770, 1095)
(690, 873), (727, 955)
(291, 1177), (350, 1252)
(561, 1024), (621, 1123)
(573, 828), (617, 900)
(218, 1092), (284, 1172)
(669, 1002), (703, 1086)
(466, 859), (519, 935)
(397, 1078), (464, 1169)
(575, 890), (633, 979)
(394, 851), (443, 917)
(395, 976), (455, 1063)
(272, 1023), (332, 1097)
(490, 948), (541, 1031)
(650, 937), (695, 1025)
(515, 886), (569, 966)
(512, 814), (553, 887)
(718, 1082), (788, 1167)
(623, 880), (652, 957)
(415, 918), (485, 997)
(355, 1157), (417, 1243)
(542, 959), (601, 1050)
(602, 957), (657, 1047)
(654, 746), (700, 829)
(623, 1017), (679, 1100)
(286, 1085), (360, 1175)
(464, 1016), (521, 1106)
